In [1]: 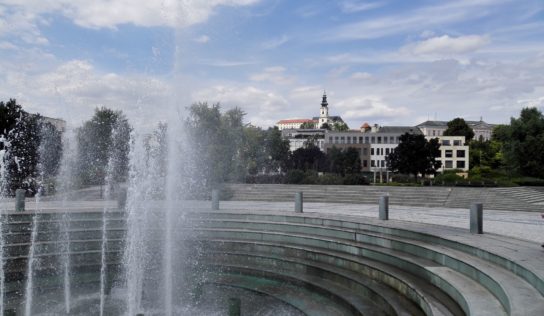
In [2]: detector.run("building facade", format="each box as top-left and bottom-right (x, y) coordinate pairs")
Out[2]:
(429, 136), (470, 172)
(281, 129), (325, 152)
(276, 118), (317, 130)
(324, 130), (371, 171)
(417, 119), (496, 141)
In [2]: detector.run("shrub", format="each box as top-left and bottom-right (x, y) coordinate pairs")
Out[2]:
(342, 174), (369, 185)
(286, 170), (305, 184)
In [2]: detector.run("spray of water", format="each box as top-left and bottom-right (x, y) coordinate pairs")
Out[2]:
(55, 130), (78, 314)
(0, 135), (10, 316)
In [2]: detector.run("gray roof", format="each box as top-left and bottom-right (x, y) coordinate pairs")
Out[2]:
(417, 120), (495, 129)
(377, 126), (422, 134)
(416, 120), (448, 127)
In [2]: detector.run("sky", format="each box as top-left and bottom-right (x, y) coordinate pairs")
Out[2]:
(0, 0), (543, 129)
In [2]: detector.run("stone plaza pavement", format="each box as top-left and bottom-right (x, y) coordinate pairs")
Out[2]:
(218, 201), (544, 244)
(2, 198), (543, 244)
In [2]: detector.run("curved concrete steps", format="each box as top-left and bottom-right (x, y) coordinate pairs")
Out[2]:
(190, 212), (544, 316)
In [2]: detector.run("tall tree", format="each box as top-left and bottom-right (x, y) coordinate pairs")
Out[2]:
(299, 122), (316, 129)
(0, 99), (63, 194)
(289, 144), (327, 172)
(76, 107), (131, 186)
(501, 107), (544, 178)
(387, 133), (441, 180)
(264, 127), (290, 172)
(327, 146), (361, 176)
(443, 118), (475, 142)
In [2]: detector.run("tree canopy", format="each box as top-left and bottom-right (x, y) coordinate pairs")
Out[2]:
(76, 107), (131, 186)
(386, 133), (441, 179)
(443, 118), (474, 142)
(499, 107), (544, 178)
(0, 99), (62, 194)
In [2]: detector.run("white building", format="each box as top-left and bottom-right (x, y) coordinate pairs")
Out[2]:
(276, 118), (317, 130)
(417, 119), (496, 141)
(430, 136), (470, 172)
(281, 129), (325, 152)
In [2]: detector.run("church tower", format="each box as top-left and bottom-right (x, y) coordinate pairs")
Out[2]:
(319, 91), (329, 128)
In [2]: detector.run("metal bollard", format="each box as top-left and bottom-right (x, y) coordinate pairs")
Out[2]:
(228, 297), (241, 316)
(295, 192), (303, 213)
(15, 189), (26, 212)
(212, 189), (220, 210)
(379, 196), (389, 220)
(470, 203), (483, 234)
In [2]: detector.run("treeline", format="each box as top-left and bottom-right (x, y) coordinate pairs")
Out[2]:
(0, 99), (62, 195)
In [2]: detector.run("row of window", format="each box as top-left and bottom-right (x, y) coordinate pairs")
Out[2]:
(442, 139), (463, 146)
(370, 147), (392, 156)
(444, 160), (466, 169)
(328, 135), (400, 145)
(444, 150), (465, 158)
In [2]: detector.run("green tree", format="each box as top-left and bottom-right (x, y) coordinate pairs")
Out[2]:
(76, 107), (131, 186)
(289, 144), (327, 172)
(332, 122), (349, 131)
(443, 118), (475, 142)
(0, 99), (63, 194)
(501, 107), (544, 178)
(264, 127), (290, 172)
(327, 146), (361, 176)
(386, 133), (442, 180)
(469, 139), (504, 170)
(300, 121), (316, 129)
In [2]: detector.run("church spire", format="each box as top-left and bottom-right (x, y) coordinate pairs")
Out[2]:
(321, 91), (328, 107)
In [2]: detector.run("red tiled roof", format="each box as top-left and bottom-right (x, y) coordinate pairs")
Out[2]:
(277, 119), (317, 124)
(360, 122), (370, 129)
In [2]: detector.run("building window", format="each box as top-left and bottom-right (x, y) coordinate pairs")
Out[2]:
(457, 161), (466, 169)
(340, 136), (345, 144)
(385, 148), (390, 155)
(433, 130), (436, 136)
(390, 136), (394, 143)
(363, 160), (368, 167)
(445, 161), (453, 168)
(371, 148), (374, 155)
(442, 140), (451, 146)
(371, 136), (375, 144)
(363, 148), (368, 156)
(329, 137), (332, 142)
(453, 140), (461, 146)
(371, 160), (375, 167)
(457, 150), (465, 158)
(377, 136), (382, 144)
(335, 136), (339, 144)
(384, 137), (388, 144)
(381, 160), (385, 167)
(365, 136), (369, 144)
(445, 150), (453, 158)
(396, 137), (400, 143)
(359, 137), (363, 144)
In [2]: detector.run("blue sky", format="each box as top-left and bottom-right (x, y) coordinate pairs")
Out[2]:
(0, 0), (543, 129)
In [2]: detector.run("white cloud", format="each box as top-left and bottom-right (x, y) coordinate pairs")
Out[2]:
(0, 41), (18, 50)
(261, 35), (289, 49)
(404, 35), (490, 55)
(336, 96), (410, 121)
(1, 0), (260, 29)
(195, 35), (210, 43)
(0, 0), (259, 48)
(192, 85), (290, 126)
(323, 0), (507, 41)
(0, 59), (172, 128)
(250, 66), (295, 85)
(350, 72), (372, 80)
(339, 1), (385, 13)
